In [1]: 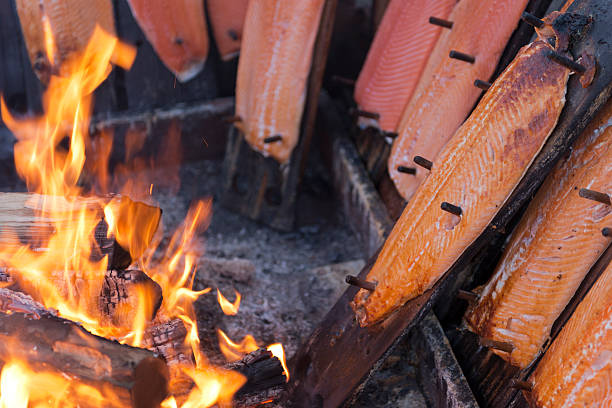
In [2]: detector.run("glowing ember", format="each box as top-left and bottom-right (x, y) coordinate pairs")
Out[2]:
(217, 288), (241, 315)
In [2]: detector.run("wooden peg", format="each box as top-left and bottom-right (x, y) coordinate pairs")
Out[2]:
(397, 166), (417, 175)
(521, 11), (544, 28)
(429, 16), (453, 29)
(548, 51), (586, 74)
(480, 338), (514, 353)
(457, 289), (479, 303)
(345, 275), (377, 292)
(449, 50), (475, 64)
(441, 202), (462, 216)
(579, 188), (611, 205)
(474, 79), (491, 90)
(264, 135), (283, 144)
(510, 379), (533, 392)
(413, 156), (433, 171)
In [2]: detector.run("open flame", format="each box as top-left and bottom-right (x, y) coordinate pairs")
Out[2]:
(217, 288), (241, 315)
(0, 21), (288, 408)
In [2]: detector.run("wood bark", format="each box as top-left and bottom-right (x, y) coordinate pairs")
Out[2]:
(0, 288), (169, 408)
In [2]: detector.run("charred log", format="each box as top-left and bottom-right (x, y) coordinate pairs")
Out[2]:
(0, 288), (169, 408)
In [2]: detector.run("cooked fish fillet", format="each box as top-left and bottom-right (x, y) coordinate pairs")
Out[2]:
(208, 0), (249, 61)
(353, 0), (455, 132)
(16, 0), (116, 83)
(529, 261), (612, 407)
(126, 0), (209, 82)
(351, 39), (570, 327)
(389, 0), (528, 201)
(235, 0), (325, 164)
(464, 100), (612, 368)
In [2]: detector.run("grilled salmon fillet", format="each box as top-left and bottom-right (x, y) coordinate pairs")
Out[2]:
(351, 39), (570, 327)
(353, 0), (455, 132)
(464, 100), (612, 368)
(16, 0), (116, 83)
(528, 261), (612, 407)
(126, 0), (209, 82)
(208, 0), (249, 61)
(388, 0), (528, 201)
(235, 0), (325, 164)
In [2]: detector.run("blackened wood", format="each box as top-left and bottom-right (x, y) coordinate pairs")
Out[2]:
(142, 317), (192, 368)
(101, 269), (163, 324)
(448, 328), (521, 408)
(221, 0), (338, 231)
(0, 288), (169, 408)
(353, 125), (392, 184)
(492, 0), (554, 80)
(332, 137), (393, 258)
(91, 98), (234, 164)
(371, 0), (391, 32)
(226, 349), (286, 396)
(414, 313), (478, 408)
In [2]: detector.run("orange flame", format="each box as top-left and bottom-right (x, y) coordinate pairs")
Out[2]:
(267, 343), (290, 382)
(217, 288), (241, 315)
(217, 329), (259, 362)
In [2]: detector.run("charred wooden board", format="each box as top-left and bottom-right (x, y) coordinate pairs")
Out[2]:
(414, 313), (479, 408)
(221, 0), (338, 231)
(0, 288), (169, 408)
(290, 0), (612, 405)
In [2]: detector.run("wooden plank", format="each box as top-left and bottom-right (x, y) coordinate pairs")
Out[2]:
(289, 2), (612, 405)
(414, 313), (479, 408)
(221, 0), (338, 231)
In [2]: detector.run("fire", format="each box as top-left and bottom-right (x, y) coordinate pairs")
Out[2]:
(218, 329), (259, 362)
(217, 288), (241, 315)
(0, 19), (288, 408)
(267, 343), (290, 382)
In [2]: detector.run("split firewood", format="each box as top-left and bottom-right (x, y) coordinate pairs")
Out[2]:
(0, 192), (161, 270)
(226, 348), (287, 396)
(2, 267), (162, 334)
(0, 288), (169, 408)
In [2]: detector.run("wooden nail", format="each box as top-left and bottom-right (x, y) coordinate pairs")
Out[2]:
(413, 156), (433, 171)
(174, 37), (184, 45)
(227, 29), (239, 41)
(429, 16), (453, 29)
(345, 275), (377, 291)
(457, 289), (479, 303)
(449, 50), (475, 64)
(331, 75), (356, 86)
(351, 109), (380, 120)
(521, 11), (544, 28)
(548, 51), (586, 74)
(480, 338), (514, 353)
(264, 135), (283, 144)
(474, 79), (491, 90)
(397, 166), (416, 175)
(510, 379), (533, 392)
(223, 115), (242, 124)
(441, 202), (462, 216)
(603, 227), (611, 237)
(579, 188), (611, 205)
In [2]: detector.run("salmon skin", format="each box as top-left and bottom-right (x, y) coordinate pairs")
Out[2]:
(464, 100), (612, 368)
(126, 0), (209, 82)
(16, 0), (116, 84)
(528, 261), (612, 407)
(351, 38), (570, 327)
(388, 0), (529, 201)
(353, 0), (455, 132)
(208, 0), (249, 61)
(235, 0), (325, 164)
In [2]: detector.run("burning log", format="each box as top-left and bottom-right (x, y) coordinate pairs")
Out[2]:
(0, 192), (161, 270)
(0, 288), (169, 408)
